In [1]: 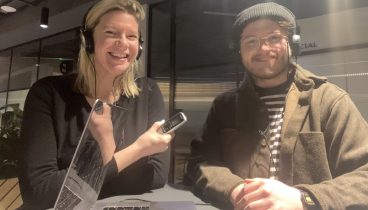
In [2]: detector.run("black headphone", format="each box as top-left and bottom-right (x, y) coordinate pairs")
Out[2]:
(80, 5), (144, 60)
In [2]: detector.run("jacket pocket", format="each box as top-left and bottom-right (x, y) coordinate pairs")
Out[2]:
(293, 132), (332, 184)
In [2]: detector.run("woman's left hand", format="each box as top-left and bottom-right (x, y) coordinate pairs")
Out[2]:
(133, 121), (174, 157)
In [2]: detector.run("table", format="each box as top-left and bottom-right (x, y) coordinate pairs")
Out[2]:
(95, 184), (220, 210)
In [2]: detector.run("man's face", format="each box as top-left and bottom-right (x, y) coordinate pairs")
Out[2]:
(240, 19), (290, 88)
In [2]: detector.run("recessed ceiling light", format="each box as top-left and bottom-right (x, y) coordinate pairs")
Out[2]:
(1, 5), (17, 13)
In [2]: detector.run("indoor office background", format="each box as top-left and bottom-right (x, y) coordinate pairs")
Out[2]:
(1, 0), (368, 208)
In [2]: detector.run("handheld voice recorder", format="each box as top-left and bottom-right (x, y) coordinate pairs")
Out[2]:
(160, 112), (187, 133)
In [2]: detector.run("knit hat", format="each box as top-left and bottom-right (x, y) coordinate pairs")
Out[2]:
(232, 2), (296, 41)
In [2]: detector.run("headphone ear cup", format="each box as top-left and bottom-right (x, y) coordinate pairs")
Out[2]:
(136, 37), (144, 60)
(291, 24), (301, 57)
(82, 29), (94, 54)
(291, 34), (301, 56)
(228, 39), (239, 52)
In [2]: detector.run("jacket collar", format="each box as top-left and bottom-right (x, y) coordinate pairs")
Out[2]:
(237, 63), (327, 103)
(293, 64), (327, 90)
(292, 64), (327, 105)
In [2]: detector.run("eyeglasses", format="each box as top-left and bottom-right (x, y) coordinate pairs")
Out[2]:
(240, 33), (287, 51)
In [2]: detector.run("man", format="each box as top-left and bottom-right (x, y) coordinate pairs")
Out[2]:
(185, 2), (368, 210)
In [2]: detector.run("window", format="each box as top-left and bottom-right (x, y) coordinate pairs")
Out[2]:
(39, 30), (79, 79)
(0, 50), (11, 93)
(9, 42), (40, 91)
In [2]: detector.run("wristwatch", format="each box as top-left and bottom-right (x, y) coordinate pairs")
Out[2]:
(300, 190), (317, 210)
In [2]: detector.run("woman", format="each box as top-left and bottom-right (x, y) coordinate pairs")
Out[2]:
(18, 0), (173, 209)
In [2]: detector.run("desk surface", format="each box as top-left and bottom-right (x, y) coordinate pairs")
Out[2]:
(96, 184), (220, 210)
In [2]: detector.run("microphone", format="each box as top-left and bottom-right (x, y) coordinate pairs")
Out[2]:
(258, 125), (269, 139)
(258, 126), (278, 176)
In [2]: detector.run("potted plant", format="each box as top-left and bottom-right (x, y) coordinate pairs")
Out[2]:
(0, 104), (22, 178)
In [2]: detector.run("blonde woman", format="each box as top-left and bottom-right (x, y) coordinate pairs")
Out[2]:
(19, 0), (173, 209)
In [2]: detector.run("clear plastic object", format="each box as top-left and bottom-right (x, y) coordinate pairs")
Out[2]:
(54, 99), (128, 210)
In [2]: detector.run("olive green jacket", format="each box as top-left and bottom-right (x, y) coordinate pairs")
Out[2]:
(185, 65), (368, 210)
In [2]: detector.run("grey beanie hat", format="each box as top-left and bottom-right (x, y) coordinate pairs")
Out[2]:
(232, 2), (296, 40)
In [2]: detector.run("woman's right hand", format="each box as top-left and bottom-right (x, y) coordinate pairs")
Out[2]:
(88, 102), (116, 164)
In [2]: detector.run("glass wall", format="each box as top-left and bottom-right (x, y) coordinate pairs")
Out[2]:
(9, 42), (40, 92)
(0, 49), (11, 108)
(39, 30), (78, 79)
(0, 92), (7, 128)
(150, 0), (243, 183)
(0, 29), (79, 112)
(7, 90), (29, 111)
(149, 1), (177, 182)
(173, 0), (240, 183)
(150, 1), (171, 114)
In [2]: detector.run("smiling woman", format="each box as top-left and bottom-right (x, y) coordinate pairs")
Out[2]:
(77, 0), (146, 102)
(18, 0), (174, 209)
(92, 11), (140, 86)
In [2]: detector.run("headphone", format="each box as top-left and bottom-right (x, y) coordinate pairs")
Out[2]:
(289, 24), (301, 57)
(80, 5), (144, 60)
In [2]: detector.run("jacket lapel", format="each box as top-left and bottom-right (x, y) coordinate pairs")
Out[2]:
(279, 70), (314, 185)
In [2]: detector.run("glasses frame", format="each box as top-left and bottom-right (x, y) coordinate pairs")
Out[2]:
(240, 33), (288, 51)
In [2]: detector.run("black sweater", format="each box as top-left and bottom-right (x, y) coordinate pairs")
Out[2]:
(19, 74), (169, 209)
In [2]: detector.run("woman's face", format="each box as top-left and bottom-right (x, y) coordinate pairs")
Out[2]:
(93, 11), (139, 79)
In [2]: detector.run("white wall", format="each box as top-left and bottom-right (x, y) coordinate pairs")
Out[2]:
(298, 6), (368, 52)
(298, 7), (368, 120)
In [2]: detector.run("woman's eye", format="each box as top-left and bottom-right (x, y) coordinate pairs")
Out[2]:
(128, 35), (138, 40)
(105, 31), (115, 36)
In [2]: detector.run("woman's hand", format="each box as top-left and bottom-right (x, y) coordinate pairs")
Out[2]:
(88, 102), (116, 164)
(113, 120), (174, 172)
(133, 120), (174, 158)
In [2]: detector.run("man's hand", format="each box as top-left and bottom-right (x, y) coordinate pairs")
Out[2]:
(232, 178), (303, 210)
(231, 183), (246, 207)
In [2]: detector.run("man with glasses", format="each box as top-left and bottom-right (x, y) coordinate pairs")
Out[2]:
(185, 2), (368, 210)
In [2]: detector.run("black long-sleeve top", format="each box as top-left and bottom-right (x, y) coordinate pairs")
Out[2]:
(19, 74), (169, 209)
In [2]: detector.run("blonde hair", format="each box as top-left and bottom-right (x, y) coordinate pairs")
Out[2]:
(75, 0), (145, 98)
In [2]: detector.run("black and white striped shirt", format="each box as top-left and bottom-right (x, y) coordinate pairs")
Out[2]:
(255, 79), (292, 180)
(259, 93), (286, 180)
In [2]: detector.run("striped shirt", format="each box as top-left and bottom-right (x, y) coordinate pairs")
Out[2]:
(259, 93), (286, 180)
(255, 77), (292, 180)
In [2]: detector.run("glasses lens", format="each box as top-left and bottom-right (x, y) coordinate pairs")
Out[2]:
(241, 33), (286, 50)
(266, 34), (284, 46)
(242, 37), (259, 50)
